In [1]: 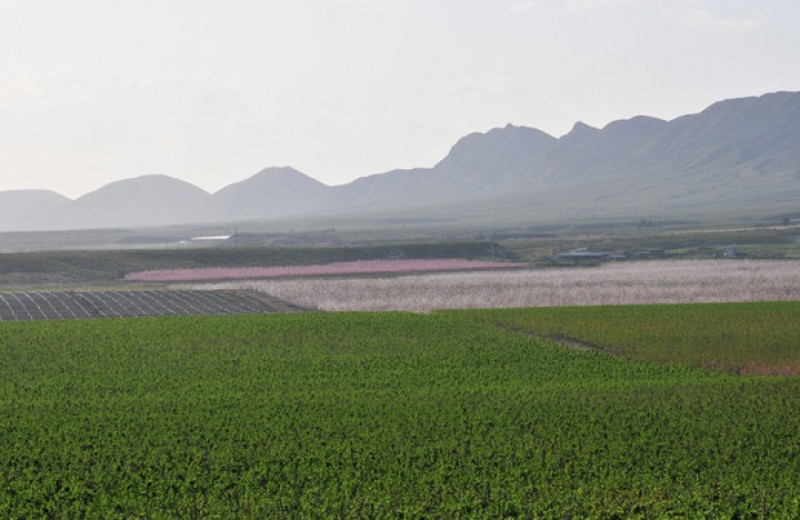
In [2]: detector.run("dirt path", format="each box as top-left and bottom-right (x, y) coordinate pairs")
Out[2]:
(486, 322), (605, 353)
(545, 334), (602, 352)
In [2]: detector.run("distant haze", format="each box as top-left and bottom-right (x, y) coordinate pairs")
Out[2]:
(1, 0), (799, 197)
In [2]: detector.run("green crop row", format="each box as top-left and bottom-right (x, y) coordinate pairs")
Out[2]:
(1, 309), (798, 517)
(463, 301), (800, 375)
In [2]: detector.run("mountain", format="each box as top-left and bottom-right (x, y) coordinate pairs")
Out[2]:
(324, 91), (800, 221)
(328, 124), (558, 212)
(1, 91), (798, 232)
(0, 190), (71, 232)
(203, 167), (330, 222)
(51, 175), (211, 230)
(528, 91), (800, 217)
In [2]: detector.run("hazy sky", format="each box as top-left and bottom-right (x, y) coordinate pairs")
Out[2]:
(1, 0), (798, 198)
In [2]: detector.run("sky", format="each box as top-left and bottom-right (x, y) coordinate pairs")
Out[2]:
(0, 0), (798, 199)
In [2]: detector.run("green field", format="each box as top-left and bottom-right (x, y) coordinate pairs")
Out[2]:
(470, 301), (800, 376)
(1, 305), (799, 517)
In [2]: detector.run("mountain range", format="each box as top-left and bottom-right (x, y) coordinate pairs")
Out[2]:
(2, 91), (798, 232)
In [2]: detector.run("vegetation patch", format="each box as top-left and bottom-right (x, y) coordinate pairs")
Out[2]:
(206, 259), (800, 311)
(0, 241), (505, 285)
(465, 301), (800, 376)
(126, 258), (527, 282)
(1, 311), (799, 516)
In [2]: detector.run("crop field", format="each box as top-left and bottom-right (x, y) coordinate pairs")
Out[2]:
(201, 259), (800, 311)
(125, 258), (527, 282)
(0, 290), (271, 321)
(1, 309), (799, 517)
(467, 301), (800, 376)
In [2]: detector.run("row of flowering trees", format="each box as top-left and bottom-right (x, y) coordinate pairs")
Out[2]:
(125, 258), (527, 282)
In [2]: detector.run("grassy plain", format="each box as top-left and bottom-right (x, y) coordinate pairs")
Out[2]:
(1, 308), (799, 517)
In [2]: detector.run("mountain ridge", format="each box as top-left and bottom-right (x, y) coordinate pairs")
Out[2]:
(2, 90), (799, 231)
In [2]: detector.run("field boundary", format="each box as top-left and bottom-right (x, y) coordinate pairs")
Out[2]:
(485, 321), (606, 353)
(231, 289), (311, 313)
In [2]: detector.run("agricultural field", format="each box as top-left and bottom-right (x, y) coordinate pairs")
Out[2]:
(0, 290), (274, 321)
(499, 223), (800, 261)
(201, 259), (800, 311)
(1, 310), (799, 517)
(125, 258), (527, 282)
(0, 241), (504, 287)
(467, 301), (800, 376)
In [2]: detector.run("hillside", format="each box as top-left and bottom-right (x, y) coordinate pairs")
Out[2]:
(0, 190), (71, 231)
(52, 175), (211, 230)
(204, 167), (331, 221)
